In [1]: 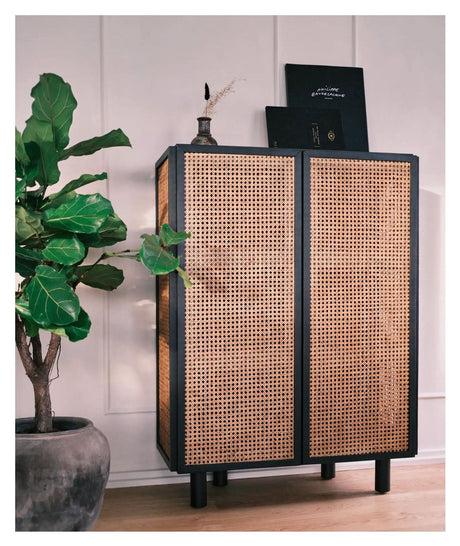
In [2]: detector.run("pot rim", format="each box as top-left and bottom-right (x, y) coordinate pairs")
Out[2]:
(15, 416), (94, 438)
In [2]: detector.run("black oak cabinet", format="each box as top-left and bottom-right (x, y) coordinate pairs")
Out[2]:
(155, 145), (418, 508)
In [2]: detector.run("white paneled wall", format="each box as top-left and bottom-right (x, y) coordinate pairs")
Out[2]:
(15, 15), (445, 487)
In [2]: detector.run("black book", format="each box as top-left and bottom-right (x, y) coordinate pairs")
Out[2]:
(265, 106), (344, 150)
(285, 64), (369, 151)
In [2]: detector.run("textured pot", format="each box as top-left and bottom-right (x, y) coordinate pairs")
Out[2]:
(16, 416), (110, 531)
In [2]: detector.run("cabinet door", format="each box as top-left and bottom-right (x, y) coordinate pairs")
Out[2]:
(303, 151), (418, 463)
(175, 145), (302, 472)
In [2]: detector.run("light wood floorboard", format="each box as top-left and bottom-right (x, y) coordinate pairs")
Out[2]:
(93, 463), (445, 532)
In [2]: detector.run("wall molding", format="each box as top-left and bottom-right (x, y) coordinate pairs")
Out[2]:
(104, 407), (155, 416)
(103, 392), (445, 416)
(352, 15), (357, 66)
(419, 392), (445, 400)
(273, 15), (279, 106)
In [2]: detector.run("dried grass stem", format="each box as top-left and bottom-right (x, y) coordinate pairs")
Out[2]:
(203, 78), (239, 117)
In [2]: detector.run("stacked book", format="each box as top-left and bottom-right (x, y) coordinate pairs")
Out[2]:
(266, 64), (369, 151)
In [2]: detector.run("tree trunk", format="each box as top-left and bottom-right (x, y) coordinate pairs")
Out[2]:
(32, 377), (53, 433)
(15, 315), (62, 433)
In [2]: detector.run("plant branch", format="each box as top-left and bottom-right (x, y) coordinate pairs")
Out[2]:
(104, 248), (140, 257)
(49, 342), (61, 384)
(44, 333), (61, 372)
(15, 314), (34, 378)
(72, 248), (141, 288)
(30, 334), (43, 367)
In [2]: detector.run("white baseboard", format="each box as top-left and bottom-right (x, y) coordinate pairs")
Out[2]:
(106, 448), (445, 489)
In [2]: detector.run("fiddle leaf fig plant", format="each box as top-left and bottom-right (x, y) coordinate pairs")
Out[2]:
(15, 73), (191, 433)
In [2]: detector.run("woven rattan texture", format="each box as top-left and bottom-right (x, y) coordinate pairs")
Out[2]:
(157, 158), (171, 459)
(309, 157), (411, 458)
(183, 152), (296, 466)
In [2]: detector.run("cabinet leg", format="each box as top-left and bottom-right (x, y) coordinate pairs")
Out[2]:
(375, 459), (391, 494)
(213, 470), (228, 486)
(190, 472), (207, 508)
(321, 463), (335, 480)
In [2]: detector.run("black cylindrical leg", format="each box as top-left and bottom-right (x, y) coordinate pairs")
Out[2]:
(190, 472), (207, 508)
(321, 463), (336, 480)
(213, 470), (228, 486)
(375, 459), (391, 494)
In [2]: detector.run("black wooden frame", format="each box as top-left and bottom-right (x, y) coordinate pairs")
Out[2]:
(302, 150), (419, 465)
(175, 144), (303, 474)
(155, 145), (179, 471)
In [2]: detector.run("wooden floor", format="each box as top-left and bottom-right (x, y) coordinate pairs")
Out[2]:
(93, 463), (445, 532)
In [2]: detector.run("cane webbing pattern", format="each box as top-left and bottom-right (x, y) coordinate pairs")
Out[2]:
(309, 157), (411, 458)
(157, 158), (171, 459)
(183, 152), (296, 466)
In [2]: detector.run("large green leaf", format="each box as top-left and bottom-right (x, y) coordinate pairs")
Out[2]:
(15, 128), (30, 173)
(15, 205), (44, 245)
(159, 223), (191, 246)
(16, 296), (89, 339)
(25, 73), (77, 151)
(25, 265), (80, 327)
(15, 297), (33, 320)
(65, 308), (91, 341)
(15, 133), (39, 194)
(20, 163), (40, 189)
(43, 193), (114, 234)
(16, 298), (56, 337)
(42, 234), (86, 265)
(23, 137), (60, 187)
(16, 179), (26, 201)
(96, 213), (128, 245)
(73, 264), (124, 291)
(15, 244), (42, 278)
(23, 318), (41, 338)
(15, 298), (40, 337)
(78, 214), (127, 248)
(21, 73), (76, 187)
(139, 234), (179, 275)
(47, 173), (108, 202)
(59, 129), (131, 161)
(41, 190), (76, 211)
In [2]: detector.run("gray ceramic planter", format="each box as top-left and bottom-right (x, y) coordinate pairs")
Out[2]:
(16, 417), (110, 531)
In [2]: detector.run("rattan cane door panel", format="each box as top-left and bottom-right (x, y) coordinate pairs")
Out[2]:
(182, 151), (297, 466)
(157, 158), (171, 459)
(308, 157), (412, 458)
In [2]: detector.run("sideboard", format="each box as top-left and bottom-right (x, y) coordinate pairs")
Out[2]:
(155, 145), (418, 507)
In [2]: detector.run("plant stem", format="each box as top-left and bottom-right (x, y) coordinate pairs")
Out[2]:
(73, 248), (140, 288)
(103, 248), (140, 257)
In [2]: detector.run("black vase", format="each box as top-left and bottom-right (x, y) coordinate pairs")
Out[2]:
(16, 417), (110, 531)
(191, 117), (217, 145)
